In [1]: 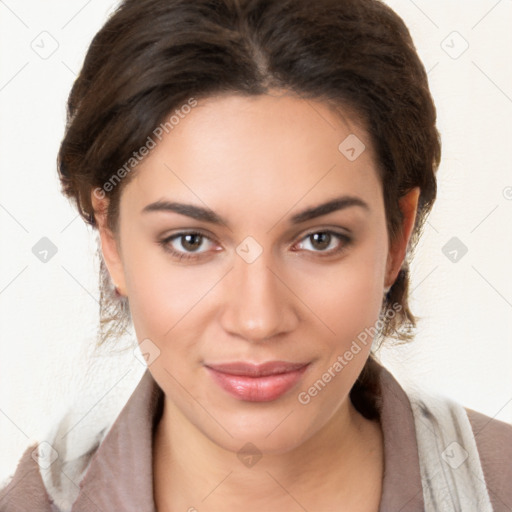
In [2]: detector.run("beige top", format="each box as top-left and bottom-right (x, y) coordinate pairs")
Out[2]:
(1, 361), (511, 511)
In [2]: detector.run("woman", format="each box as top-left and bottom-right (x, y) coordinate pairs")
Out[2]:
(1, 0), (511, 510)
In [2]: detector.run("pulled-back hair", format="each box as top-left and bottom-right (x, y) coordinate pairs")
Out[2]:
(57, 0), (440, 348)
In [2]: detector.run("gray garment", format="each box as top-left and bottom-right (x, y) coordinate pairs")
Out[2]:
(1, 362), (511, 511)
(409, 389), (493, 511)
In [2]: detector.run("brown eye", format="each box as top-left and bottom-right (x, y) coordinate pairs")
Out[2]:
(158, 231), (217, 261)
(295, 230), (352, 256)
(309, 232), (332, 251)
(180, 233), (203, 252)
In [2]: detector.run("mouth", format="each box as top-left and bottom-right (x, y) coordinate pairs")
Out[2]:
(204, 361), (310, 402)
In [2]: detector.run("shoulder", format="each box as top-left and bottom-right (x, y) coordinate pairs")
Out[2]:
(466, 407), (512, 509)
(0, 443), (53, 511)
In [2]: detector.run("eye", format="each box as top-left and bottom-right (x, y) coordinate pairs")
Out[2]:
(158, 229), (352, 262)
(158, 231), (217, 261)
(294, 230), (352, 256)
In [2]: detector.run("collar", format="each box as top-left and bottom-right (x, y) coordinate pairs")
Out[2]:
(69, 369), (163, 511)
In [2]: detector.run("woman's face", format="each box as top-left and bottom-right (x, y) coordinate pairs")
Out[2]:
(95, 91), (416, 454)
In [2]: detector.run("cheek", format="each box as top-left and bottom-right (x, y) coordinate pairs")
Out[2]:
(122, 242), (222, 342)
(121, 240), (183, 336)
(298, 233), (388, 348)
(296, 240), (387, 422)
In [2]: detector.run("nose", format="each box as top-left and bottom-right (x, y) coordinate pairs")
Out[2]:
(219, 249), (299, 343)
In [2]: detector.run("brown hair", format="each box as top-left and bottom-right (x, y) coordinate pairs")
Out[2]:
(57, 0), (440, 348)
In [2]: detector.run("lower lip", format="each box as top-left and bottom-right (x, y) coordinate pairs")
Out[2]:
(206, 365), (309, 402)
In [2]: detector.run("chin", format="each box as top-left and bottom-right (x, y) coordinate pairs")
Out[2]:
(196, 403), (325, 457)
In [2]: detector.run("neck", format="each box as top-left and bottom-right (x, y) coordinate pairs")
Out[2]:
(152, 394), (383, 511)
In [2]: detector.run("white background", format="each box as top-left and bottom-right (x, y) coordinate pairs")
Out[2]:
(1, 0), (511, 480)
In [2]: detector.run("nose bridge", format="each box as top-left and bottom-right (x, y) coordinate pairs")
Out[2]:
(220, 242), (296, 341)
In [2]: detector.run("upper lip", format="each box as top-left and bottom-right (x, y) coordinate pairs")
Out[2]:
(205, 361), (310, 377)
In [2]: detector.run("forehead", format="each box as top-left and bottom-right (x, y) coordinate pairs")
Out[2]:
(122, 92), (382, 218)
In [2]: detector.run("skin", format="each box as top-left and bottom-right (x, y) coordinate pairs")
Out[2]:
(91, 90), (419, 511)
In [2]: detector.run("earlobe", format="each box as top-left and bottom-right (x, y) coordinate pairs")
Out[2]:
(385, 187), (421, 288)
(90, 192), (127, 296)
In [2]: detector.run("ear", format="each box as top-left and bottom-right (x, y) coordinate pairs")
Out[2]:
(90, 190), (127, 296)
(385, 187), (420, 289)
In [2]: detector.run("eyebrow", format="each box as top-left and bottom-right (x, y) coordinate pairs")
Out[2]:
(141, 194), (370, 227)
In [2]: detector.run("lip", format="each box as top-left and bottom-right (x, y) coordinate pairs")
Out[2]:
(205, 361), (310, 402)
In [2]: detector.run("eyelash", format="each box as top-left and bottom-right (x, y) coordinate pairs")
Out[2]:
(158, 229), (353, 262)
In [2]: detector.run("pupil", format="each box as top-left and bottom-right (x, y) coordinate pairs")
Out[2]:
(182, 234), (201, 251)
(311, 232), (330, 250)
